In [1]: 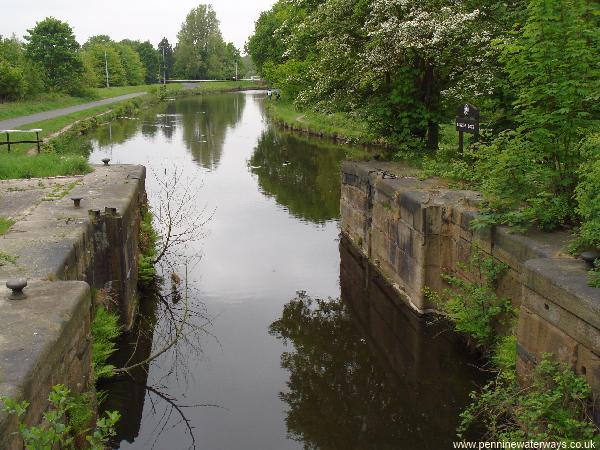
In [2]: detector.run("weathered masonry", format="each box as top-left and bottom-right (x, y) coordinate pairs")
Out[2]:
(341, 161), (600, 407)
(0, 165), (146, 449)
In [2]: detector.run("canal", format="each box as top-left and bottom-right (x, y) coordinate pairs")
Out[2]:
(88, 91), (484, 450)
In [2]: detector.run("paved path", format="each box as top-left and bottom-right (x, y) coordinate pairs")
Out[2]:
(0, 92), (146, 130)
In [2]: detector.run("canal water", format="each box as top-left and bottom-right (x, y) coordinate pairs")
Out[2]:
(88, 91), (485, 450)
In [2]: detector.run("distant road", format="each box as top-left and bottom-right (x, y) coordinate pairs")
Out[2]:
(0, 92), (146, 130)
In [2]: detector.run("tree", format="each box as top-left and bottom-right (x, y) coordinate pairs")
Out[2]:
(24, 17), (83, 92)
(81, 42), (127, 87)
(173, 4), (234, 79)
(116, 43), (145, 85)
(476, 0), (600, 231)
(157, 37), (174, 82)
(135, 41), (160, 84)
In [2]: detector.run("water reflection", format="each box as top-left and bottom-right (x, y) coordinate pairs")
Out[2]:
(269, 236), (486, 449)
(173, 95), (245, 170)
(89, 93), (246, 171)
(250, 129), (344, 223)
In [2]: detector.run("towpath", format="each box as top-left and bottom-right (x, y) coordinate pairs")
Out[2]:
(0, 92), (146, 130)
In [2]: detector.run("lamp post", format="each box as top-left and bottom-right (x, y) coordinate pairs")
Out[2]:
(104, 50), (110, 88)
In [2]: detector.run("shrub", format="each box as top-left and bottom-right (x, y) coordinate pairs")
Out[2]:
(459, 354), (599, 443)
(425, 248), (514, 350)
(0, 384), (120, 450)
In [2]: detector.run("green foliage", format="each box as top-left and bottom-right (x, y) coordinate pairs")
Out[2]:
(425, 247), (514, 350)
(115, 43), (146, 86)
(173, 4), (242, 80)
(157, 37), (175, 81)
(91, 306), (120, 381)
(475, 0), (600, 231)
(138, 203), (158, 286)
(0, 384), (120, 450)
(81, 41), (127, 88)
(132, 41), (159, 84)
(24, 17), (84, 93)
(575, 133), (600, 251)
(459, 355), (599, 443)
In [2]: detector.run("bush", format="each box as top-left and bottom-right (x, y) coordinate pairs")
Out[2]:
(459, 354), (599, 443)
(0, 60), (26, 101)
(425, 247), (514, 350)
(0, 384), (120, 450)
(575, 133), (600, 251)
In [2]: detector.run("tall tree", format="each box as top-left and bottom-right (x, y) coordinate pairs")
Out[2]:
(157, 37), (174, 82)
(174, 4), (229, 79)
(135, 41), (160, 84)
(116, 43), (146, 85)
(24, 17), (83, 92)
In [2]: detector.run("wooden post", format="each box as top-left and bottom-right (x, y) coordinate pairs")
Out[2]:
(36, 131), (40, 154)
(458, 130), (464, 153)
(6, 132), (10, 153)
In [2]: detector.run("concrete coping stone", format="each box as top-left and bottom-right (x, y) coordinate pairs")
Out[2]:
(0, 280), (90, 431)
(524, 258), (600, 330)
(0, 165), (145, 281)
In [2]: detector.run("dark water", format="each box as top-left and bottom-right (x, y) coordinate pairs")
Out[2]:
(88, 92), (484, 450)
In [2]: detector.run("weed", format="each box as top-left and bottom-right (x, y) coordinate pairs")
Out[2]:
(0, 217), (15, 235)
(0, 251), (17, 266)
(0, 384), (119, 450)
(91, 306), (120, 382)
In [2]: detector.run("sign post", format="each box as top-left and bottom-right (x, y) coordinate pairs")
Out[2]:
(455, 103), (480, 152)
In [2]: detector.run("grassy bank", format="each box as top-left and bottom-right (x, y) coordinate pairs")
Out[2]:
(0, 84), (183, 122)
(186, 80), (265, 93)
(264, 99), (382, 147)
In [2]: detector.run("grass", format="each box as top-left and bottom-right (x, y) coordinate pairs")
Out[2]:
(0, 217), (15, 235)
(0, 83), (183, 122)
(0, 153), (92, 179)
(265, 99), (377, 145)
(186, 80), (265, 93)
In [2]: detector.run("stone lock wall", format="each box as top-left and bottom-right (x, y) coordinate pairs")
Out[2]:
(0, 165), (146, 448)
(341, 161), (600, 404)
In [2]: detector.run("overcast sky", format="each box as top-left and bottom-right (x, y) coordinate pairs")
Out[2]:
(2, 0), (276, 51)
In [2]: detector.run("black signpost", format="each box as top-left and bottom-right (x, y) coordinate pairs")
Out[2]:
(455, 103), (479, 152)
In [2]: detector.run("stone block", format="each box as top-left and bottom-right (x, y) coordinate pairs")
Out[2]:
(524, 258), (600, 331)
(397, 190), (429, 233)
(516, 307), (578, 375)
(522, 286), (600, 355)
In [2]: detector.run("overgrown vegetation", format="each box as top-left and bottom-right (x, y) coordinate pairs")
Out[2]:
(248, 0), (600, 253)
(460, 354), (599, 443)
(91, 306), (121, 382)
(0, 384), (119, 449)
(425, 248), (515, 350)
(425, 246), (599, 441)
(0, 217), (15, 235)
(138, 202), (159, 287)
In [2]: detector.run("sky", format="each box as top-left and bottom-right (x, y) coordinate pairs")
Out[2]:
(2, 0), (276, 51)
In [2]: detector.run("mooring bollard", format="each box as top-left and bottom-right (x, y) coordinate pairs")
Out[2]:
(102, 158), (111, 166)
(71, 196), (83, 208)
(581, 251), (600, 267)
(6, 279), (27, 300)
